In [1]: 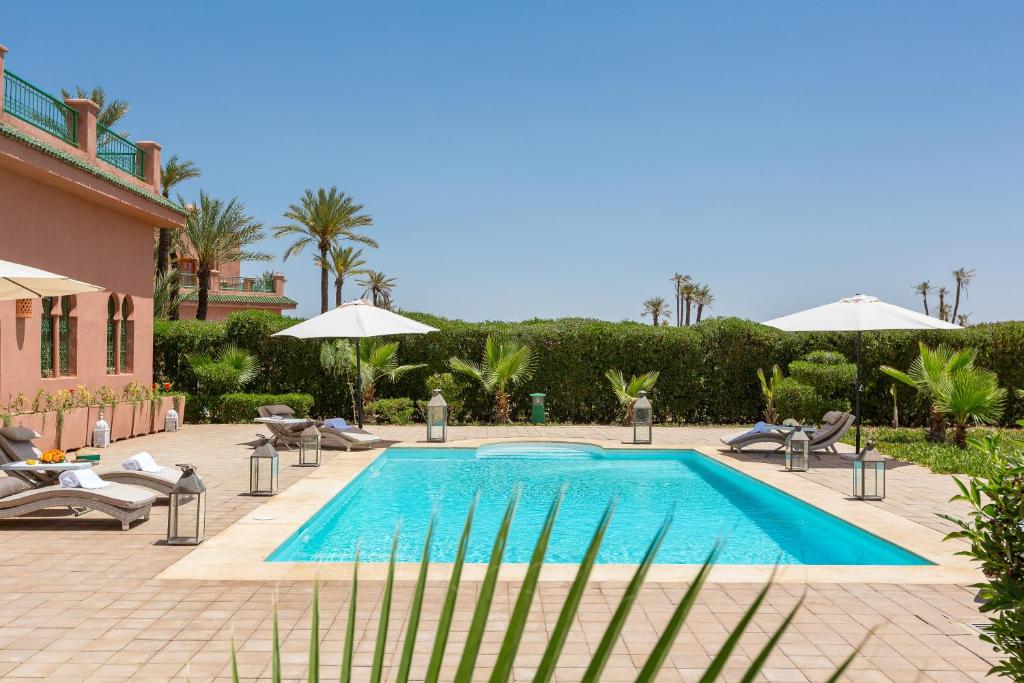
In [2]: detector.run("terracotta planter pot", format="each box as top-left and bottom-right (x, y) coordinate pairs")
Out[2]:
(58, 407), (90, 452)
(35, 411), (58, 451)
(131, 402), (151, 437)
(111, 402), (133, 442)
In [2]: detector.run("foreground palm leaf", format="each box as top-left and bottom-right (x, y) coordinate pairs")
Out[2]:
(232, 494), (865, 681)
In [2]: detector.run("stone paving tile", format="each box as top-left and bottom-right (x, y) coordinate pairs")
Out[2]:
(0, 424), (998, 681)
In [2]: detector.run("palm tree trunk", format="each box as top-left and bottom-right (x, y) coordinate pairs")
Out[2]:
(684, 298), (692, 325)
(921, 294), (929, 316)
(495, 390), (510, 423)
(675, 295), (681, 327)
(696, 304), (704, 322)
(156, 229), (171, 277)
(335, 278), (342, 308)
(952, 284), (962, 321)
(927, 407), (946, 443)
(652, 312), (659, 326)
(196, 267), (210, 320)
(168, 249), (180, 321)
(953, 422), (967, 449)
(319, 246), (330, 313)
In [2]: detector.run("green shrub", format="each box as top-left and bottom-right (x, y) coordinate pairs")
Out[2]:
(182, 391), (205, 424)
(942, 432), (1024, 680)
(788, 351), (857, 399)
(772, 377), (826, 424)
(217, 393), (314, 423)
(368, 397), (415, 425)
(153, 312), (1024, 426)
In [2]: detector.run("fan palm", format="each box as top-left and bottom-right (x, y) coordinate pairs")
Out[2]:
(274, 188), (376, 313)
(934, 367), (1006, 448)
(914, 281), (932, 316)
(670, 273), (691, 326)
(450, 336), (536, 422)
(178, 192), (271, 320)
(156, 156), (202, 277)
(186, 345), (259, 396)
(605, 369), (660, 423)
(227, 493), (865, 683)
(315, 246), (367, 307)
(692, 283), (714, 322)
(641, 296), (668, 326)
(880, 342), (977, 443)
(320, 339), (424, 406)
(951, 267), (975, 321)
(357, 270), (397, 309)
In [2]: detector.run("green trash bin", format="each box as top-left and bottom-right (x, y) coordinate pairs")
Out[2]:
(529, 393), (546, 424)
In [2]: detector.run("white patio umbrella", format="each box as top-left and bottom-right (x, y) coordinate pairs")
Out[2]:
(763, 294), (960, 451)
(0, 258), (104, 300)
(272, 299), (438, 427)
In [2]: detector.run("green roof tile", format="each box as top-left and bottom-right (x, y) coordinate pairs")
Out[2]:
(180, 291), (298, 306)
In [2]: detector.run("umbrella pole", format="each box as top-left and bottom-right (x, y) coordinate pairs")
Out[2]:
(356, 339), (364, 430)
(855, 330), (862, 452)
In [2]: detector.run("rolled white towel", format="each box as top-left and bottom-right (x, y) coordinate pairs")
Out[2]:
(122, 451), (162, 473)
(59, 469), (109, 489)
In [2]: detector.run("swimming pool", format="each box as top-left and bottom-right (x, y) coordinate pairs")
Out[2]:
(268, 442), (930, 565)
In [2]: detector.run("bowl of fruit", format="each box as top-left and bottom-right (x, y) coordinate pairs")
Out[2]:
(39, 449), (66, 464)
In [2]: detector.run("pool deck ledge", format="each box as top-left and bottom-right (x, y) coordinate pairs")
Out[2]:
(157, 437), (982, 585)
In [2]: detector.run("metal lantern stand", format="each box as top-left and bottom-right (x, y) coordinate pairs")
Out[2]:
(632, 391), (653, 444)
(298, 426), (321, 467)
(249, 442), (279, 496)
(853, 441), (886, 500)
(426, 389), (448, 443)
(167, 464), (206, 545)
(785, 429), (810, 472)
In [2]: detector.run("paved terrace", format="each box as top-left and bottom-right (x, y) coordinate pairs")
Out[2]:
(0, 424), (997, 682)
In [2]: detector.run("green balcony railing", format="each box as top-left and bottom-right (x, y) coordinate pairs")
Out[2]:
(180, 272), (199, 288)
(219, 277), (275, 293)
(2, 70), (78, 146)
(96, 123), (145, 178)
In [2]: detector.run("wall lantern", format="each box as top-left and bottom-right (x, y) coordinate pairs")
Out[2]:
(633, 391), (653, 444)
(426, 388), (448, 443)
(298, 425), (321, 467)
(853, 441), (886, 500)
(785, 428), (810, 472)
(249, 442), (279, 496)
(92, 406), (111, 448)
(167, 464), (206, 545)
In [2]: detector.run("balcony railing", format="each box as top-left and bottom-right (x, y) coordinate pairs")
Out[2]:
(180, 272), (198, 288)
(2, 70), (78, 146)
(219, 277), (274, 293)
(96, 123), (144, 178)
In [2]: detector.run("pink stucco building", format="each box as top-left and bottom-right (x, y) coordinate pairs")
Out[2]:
(176, 257), (296, 322)
(0, 44), (186, 403)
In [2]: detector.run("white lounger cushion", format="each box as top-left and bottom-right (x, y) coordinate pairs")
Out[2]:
(0, 481), (155, 510)
(338, 431), (381, 444)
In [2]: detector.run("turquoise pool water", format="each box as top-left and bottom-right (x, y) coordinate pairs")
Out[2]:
(268, 443), (930, 565)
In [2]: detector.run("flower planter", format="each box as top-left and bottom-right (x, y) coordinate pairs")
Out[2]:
(57, 407), (90, 451)
(131, 402), (152, 437)
(35, 411), (58, 451)
(13, 412), (45, 441)
(110, 402), (133, 442)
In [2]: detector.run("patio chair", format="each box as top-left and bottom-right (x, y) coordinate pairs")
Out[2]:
(0, 426), (54, 486)
(256, 404), (316, 449)
(98, 453), (181, 496)
(0, 476), (154, 530)
(319, 423), (382, 451)
(720, 411), (855, 454)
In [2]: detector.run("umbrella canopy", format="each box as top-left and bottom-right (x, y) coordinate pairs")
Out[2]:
(0, 259), (104, 300)
(763, 294), (960, 450)
(271, 298), (438, 339)
(272, 299), (438, 427)
(762, 294), (960, 333)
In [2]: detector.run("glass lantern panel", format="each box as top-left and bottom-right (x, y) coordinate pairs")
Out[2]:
(169, 492), (205, 543)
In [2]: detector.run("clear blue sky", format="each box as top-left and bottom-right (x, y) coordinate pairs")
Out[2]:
(5, 2), (1022, 323)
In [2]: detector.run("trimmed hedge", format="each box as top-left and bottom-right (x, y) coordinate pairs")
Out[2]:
(217, 393), (315, 423)
(153, 310), (1024, 426)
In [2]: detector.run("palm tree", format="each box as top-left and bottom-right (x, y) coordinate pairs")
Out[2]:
(957, 313), (971, 327)
(692, 283), (714, 322)
(936, 287), (949, 321)
(670, 273), (690, 326)
(641, 297), (668, 326)
(178, 192), (271, 320)
(914, 281), (932, 316)
(357, 270), (396, 309)
(320, 339), (424, 407)
(60, 86), (129, 129)
(153, 267), (187, 320)
(756, 365), (784, 423)
(682, 282), (697, 325)
(934, 367), (1006, 448)
(156, 156), (202, 277)
(274, 188), (376, 313)
(605, 369), (660, 423)
(315, 246), (367, 307)
(951, 267), (975, 321)
(881, 342), (977, 443)
(450, 336), (536, 422)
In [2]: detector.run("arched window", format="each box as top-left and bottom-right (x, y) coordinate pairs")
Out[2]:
(107, 295), (117, 374)
(58, 295), (76, 376)
(40, 296), (54, 378)
(120, 296), (134, 373)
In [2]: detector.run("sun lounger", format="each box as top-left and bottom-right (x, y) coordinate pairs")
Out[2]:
(100, 461), (181, 496)
(319, 425), (382, 450)
(0, 476), (154, 530)
(720, 411), (855, 454)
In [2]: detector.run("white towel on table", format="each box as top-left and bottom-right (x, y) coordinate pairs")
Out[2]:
(122, 451), (162, 473)
(59, 469), (109, 489)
